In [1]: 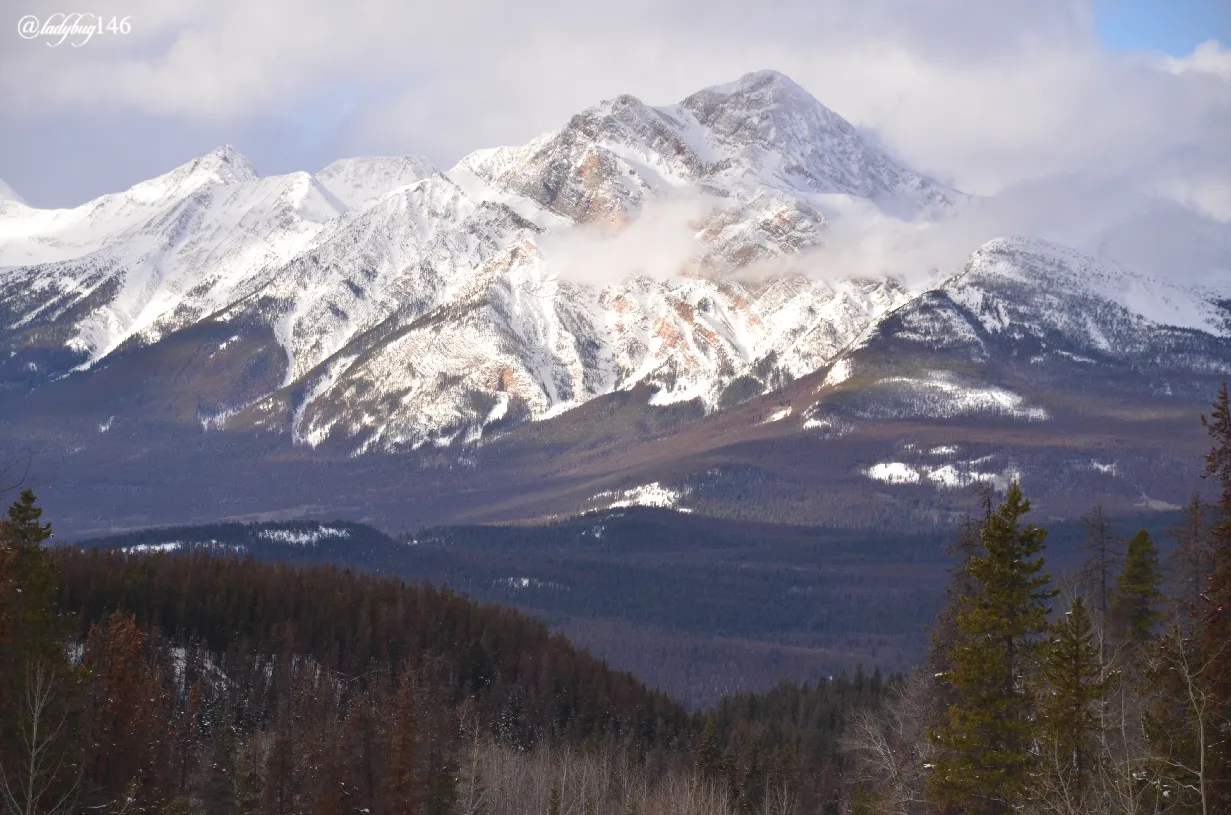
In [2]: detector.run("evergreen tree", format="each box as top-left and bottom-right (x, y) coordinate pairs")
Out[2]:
(1167, 493), (1213, 631)
(927, 483), (1056, 814)
(0, 490), (59, 665)
(197, 719), (239, 815)
(696, 714), (722, 779)
(1199, 381), (1231, 808)
(0, 489), (77, 814)
(0, 531), (11, 650)
(1078, 504), (1121, 632)
(1038, 596), (1112, 792)
(1110, 530), (1163, 646)
(930, 512), (982, 678)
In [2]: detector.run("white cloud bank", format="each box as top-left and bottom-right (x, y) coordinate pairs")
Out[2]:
(1, 0), (1227, 286)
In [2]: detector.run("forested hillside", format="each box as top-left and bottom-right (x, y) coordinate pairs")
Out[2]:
(0, 382), (1228, 814)
(0, 491), (890, 814)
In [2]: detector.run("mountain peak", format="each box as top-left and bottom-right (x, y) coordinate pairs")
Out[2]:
(733, 69), (806, 93)
(195, 144), (259, 181)
(684, 69), (825, 114)
(956, 236), (1229, 336)
(121, 145), (258, 205)
(0, 177), (27, 207)
(315, 155), (437, 211)
(676, 71), (956, 211)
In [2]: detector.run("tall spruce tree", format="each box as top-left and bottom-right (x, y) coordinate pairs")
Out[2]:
(1199, 382), (1231, 808)
(930, 513), (982, 678)
(1168, 493), (1213, 631)
(928, 482), (1056, 814)
(0, 489), (58, 665)
(1039, 596), (1112, 793)
(1079, 504), (1121, 633)
(0, 490), (77, 815)
(1110, 530), (1163, 646)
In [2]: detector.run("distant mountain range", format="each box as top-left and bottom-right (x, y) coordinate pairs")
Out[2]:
(1, 70), (1228, 536)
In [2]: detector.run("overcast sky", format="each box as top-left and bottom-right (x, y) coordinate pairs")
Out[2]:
(0, 0), (1228, 220)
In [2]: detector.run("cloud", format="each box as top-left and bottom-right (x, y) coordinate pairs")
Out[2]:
(1, 0), (1228, 259)
(538, 193), (716, 285)
(1162, 39), (1231, 80)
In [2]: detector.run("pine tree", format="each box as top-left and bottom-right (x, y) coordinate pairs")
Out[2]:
(1079, 504), (1121, 632)
(0, 530), (11, 650)
(1110, 530), (1163, 646)
(0, 489), (77, 813)
(0, 490), (59, 665)
(1199, 381), (1231, 808)
(930, 512), (982, 678)
(1168, 492), (1213, 630)
(1039, 596), (1112, 792)
(927, 482), (1056, 814)
(697, 714), (722, 779)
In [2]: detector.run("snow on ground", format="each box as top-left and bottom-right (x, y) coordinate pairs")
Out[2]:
(863, 459), (1021, 491)
(822, 358), (853, 387)
(120, 542), (184, 553)
(863, 462), (921, 484)
(760, 406), (792, 424)
(592, 482), (691, 511)
(258, 526), (351, 545)
(496, 577), (564, 591)
(878, 372), (1049, 421)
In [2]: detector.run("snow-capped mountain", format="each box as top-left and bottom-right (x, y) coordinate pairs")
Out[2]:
(1, 71), (1227, 483)
(2, 70), (955, 453)
(802, 236), (1231, 429)
(0, 146), (342, 373)
(314, 156), (437, 211)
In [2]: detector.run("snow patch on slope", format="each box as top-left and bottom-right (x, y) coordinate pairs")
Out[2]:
(592, 482), (691, 511)
(863, 460), (1022, 491)
(258, 526), (351, 545)
(875, 372), (1049, 421)
(315, 156), (437, 211)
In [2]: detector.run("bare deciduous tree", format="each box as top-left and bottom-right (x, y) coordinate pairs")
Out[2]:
(0, 664), (79, 815)
(841, 672), (933, 815)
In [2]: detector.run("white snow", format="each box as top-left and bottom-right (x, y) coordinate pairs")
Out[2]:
(258, 526), (351, 545)
(822, 358), (853, 387)
(863, 462), (921, 484)
(877, 372), (1049, 421)
(761, 406), (792, 423)
(592, 482), (691, 511)
(314, 155), (437, 211)
(497, 577), (563, 591)
(864, 458), (1021, 491)
(120, 542), (183, 553)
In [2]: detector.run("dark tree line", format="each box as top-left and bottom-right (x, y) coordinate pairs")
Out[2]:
(1, 486), (890, 814)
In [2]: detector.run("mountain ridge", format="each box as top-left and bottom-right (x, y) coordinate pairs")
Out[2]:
(1, 70), (1228, 534)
